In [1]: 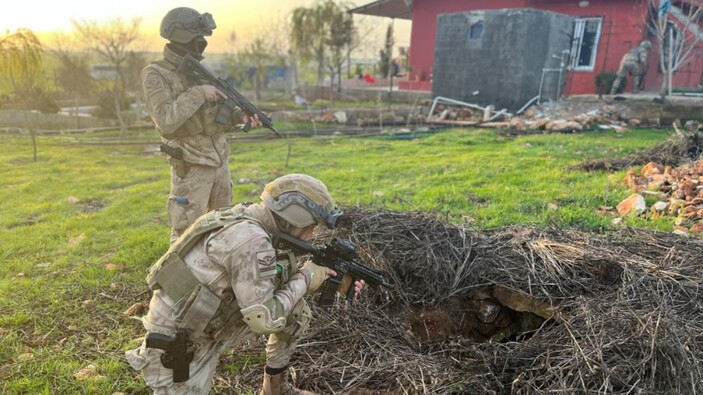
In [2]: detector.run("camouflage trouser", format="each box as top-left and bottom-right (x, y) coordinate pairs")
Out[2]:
(168, 162), (232, 243)
(616, 61), (641, 78)
(612, 61), (643, 94)
(125, 296), (312, 394)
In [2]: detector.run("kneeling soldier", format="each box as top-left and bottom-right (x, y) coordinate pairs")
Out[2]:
(126, 174), (364, 394)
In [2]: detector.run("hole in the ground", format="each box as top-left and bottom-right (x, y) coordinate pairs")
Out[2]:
(406, 286), (559, 343)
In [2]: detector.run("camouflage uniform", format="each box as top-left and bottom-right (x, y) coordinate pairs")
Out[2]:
(611, 41), (651, 94)
(125, 203), (312, 394)
(141, 44), (245, 242)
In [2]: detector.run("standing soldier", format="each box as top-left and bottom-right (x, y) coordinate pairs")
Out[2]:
(610, 40), (652, 95)
(125, 174), (365, 394)
(142, 7), (262, 243)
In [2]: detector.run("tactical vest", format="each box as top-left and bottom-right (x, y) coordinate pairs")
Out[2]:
(146, 204), (266, 339)
(151, 59), (226, 138)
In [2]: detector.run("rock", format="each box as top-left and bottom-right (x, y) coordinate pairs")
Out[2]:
(612, 217), (624, 226)
(237, 178), (252, 184)
(691, 222), (703, 234)
(556, 121), (582, 131)
(673, 226), (689, 235)
(67, 196), (81, 204)
(334, 111), (347, 123)
(680, 180), (696, 199)
(529, 118), (550, 130)
(524, 107), (535, 119)
(547, 203), (559, 211)
(617, 193), (646, 216)
(492, 286), (557, 319)
(624, 169), (648, 191)
(509, 117), (527, 130)
(457, 109), (473, 118)
(651, 201), (669, 212)
(614, 126), (629, 134)
(641, 162), (664, 178)
(627, 119), (641, 128)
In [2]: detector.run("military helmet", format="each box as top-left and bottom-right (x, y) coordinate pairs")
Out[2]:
(160, 7), (216, 44)
(261, 174), (342, 229)
(640, 40), (652, 49)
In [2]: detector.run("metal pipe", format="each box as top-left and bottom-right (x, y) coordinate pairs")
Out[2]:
(517, 95), (541, 114)
(539, 69), (561, 104)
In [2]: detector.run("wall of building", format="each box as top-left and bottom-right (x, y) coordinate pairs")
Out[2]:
(432, 9), (573, 111)
(407, 0), (703, 95)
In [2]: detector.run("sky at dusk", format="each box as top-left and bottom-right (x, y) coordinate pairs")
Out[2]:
(2, 0), (411, 55)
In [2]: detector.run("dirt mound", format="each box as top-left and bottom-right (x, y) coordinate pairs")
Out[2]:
(225, 208), (703, 394)
(571, 131), (703, 171)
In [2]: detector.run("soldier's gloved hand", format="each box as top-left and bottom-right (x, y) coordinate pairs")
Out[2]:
(299, 261), (335, 293)
(338, 276), (366, 299)
(202, 85), (227, 102)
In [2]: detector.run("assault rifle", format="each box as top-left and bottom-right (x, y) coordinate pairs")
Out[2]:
(273, 231), (394, 306)
(177, 53), (280, 137)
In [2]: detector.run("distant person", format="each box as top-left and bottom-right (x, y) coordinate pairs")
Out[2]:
(611, 40), (652, 95)
(141, 7), (262, 243)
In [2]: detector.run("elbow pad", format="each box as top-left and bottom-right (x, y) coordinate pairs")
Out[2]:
(241, 300), (286, 335)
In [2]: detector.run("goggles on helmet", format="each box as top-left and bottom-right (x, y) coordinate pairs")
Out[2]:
(271, 192), (343, 229)
(164, 12), (216, 37)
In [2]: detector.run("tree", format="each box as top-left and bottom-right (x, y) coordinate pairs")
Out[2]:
(49, 33), (94, 127)
(72, 17), (141, 139)
(379, 24), (394, 78)
(240, 37), (277, 101)
(0, 29), (45, 162)
(325, 2), (356, 93)
(291, 2), (333, 86)
(646, 0), (703, 97)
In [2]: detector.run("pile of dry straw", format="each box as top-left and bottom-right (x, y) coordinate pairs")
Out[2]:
(224, 208), (702, 394)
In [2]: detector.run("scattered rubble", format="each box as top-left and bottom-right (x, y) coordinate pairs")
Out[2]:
(615, 159), (703, 233)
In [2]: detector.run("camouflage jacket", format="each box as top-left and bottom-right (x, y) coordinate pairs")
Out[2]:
(144, 203), (308, 337)
(141, 45), (245, 168)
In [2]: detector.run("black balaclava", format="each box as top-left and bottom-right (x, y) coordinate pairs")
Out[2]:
(169, 36), (208, 57)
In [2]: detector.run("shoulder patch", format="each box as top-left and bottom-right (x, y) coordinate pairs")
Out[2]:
(256, 249), (277, 280)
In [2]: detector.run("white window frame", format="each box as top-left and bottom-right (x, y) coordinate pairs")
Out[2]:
(569, 17), (603, 71)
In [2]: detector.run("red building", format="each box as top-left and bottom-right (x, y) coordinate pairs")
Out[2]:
(351, 0), (703, 95)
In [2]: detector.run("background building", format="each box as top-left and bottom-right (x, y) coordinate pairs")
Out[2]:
(351, 0), (703, 96)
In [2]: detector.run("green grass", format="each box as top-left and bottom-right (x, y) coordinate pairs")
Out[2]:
(0, 127), (680, 393)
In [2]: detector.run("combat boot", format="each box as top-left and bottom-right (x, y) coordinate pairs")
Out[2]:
(259, 366), (315, 395)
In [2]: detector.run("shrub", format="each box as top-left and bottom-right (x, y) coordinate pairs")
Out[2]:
(92, 91), (133, 119)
